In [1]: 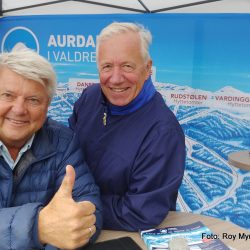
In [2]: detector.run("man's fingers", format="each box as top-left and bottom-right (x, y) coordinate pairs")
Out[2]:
(83, 213), (96, 227)
(86, 225), (96, 238)
(78, 200), (96, 215)
(58, 165), (76, 198)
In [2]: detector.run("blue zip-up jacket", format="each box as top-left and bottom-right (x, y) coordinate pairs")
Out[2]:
(69, 81), (185, 231)
(0, 118), (102, 250)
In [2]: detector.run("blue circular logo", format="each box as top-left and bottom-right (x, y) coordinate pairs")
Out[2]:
(1, 26), (39, 53)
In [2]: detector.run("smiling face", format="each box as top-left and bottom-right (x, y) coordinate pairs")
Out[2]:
(0, 67), (49, 150)
(97, 31), (152, 106)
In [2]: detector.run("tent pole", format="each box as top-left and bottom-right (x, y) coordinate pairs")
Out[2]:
(151, 0), (223, 13)
(0, 0), (2, 16)
(137, 0), (150, 13)
(2, 0), (70, 14)
(73, 0), (146, 13)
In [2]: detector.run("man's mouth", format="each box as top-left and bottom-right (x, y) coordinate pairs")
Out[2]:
(6, 118), (28, 125)
(110, 87), (129, 93)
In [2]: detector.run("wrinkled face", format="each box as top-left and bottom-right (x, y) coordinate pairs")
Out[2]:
(97, 31), (152, 106)
(0, 67), (49, 149)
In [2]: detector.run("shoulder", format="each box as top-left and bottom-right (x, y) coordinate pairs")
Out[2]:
(38, 118), (78, 153)
(44, 118), (73, 140)
(74, 84), (101, 108)
(148, 92), (180, 124)
(86, 83), (101, 93)
(80, 84), (101, 99)
(147, 92), (184, 136)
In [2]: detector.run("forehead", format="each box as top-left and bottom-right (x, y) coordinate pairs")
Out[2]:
(98, 32), (143, 62)
(0, 66), (23, 82)
(0, 66), (47, 94)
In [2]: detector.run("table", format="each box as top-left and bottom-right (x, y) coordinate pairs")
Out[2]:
(96, 211), (250, 250)
(228, 150), (250, 171)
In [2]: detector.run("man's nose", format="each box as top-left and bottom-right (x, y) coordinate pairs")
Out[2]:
(11, 99), (27, 115)
(109, 66), (124, 84)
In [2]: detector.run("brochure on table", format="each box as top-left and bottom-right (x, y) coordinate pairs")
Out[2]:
(140, 221), (230, 250)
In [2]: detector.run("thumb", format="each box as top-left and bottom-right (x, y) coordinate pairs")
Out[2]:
(58, 165), (76, 198)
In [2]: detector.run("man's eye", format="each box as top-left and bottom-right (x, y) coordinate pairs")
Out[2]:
(102, 65), (112, 72)
(122, 64), (134, 72)
(0, 93), (14, 101)
(27, 98), (40, 105)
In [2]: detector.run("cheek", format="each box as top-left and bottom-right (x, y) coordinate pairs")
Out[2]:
(129, 75), (145, 88)
(0, 102), (10, 114)
(31, 106), (48, 122)
(99, 73), (109, 85)
(123, 74), (140, 86)
(0, 109), (6, 118)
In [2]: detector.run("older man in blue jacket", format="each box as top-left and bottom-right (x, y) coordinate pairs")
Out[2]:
(0, 47), (102, 249)
(69, 22), (185, 231)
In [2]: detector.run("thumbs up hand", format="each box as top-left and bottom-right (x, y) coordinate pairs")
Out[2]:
(38, 165), (96, 249)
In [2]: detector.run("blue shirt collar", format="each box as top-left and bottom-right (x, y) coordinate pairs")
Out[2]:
(107, 77), (156, 116)
(0, 134), (35, 170)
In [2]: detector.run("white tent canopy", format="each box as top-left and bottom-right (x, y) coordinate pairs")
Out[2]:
(1, 0), (250, 16)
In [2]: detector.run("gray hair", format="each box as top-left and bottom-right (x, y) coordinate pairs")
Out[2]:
(0, 46), (56, 102)
(96, 22), (152, 62)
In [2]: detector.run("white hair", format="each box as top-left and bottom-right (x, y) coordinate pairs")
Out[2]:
(0, 46), (56, 102)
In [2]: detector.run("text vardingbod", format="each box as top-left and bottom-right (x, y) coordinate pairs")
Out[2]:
(202, 233), (250, 241)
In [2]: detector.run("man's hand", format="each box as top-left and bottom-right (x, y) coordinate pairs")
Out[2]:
(38, 165), (96, 249)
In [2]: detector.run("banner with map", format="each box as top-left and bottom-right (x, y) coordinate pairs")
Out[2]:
(0, 14), (249, 229)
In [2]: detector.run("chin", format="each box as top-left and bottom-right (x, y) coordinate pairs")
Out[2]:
(110, 99), (130, 106)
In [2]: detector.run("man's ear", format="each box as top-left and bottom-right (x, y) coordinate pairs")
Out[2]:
(146, 60), (153, 78)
